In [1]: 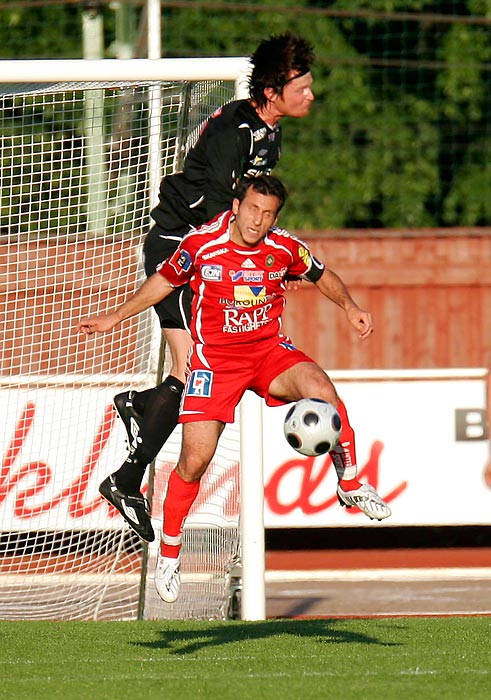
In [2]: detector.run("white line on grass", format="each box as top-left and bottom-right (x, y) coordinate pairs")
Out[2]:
(265, 568), (491, 582)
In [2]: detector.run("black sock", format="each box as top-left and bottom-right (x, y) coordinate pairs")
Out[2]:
(115, 376), (185, 492)
(114, 455), (148, 494)
(131, 387), (153, 415)
(137, 376), (184, 461)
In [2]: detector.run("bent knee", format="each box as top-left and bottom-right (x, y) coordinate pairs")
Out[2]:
(176, 459), (209, 482)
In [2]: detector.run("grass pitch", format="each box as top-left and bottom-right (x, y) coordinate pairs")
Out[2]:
(1, 617), (490, 699)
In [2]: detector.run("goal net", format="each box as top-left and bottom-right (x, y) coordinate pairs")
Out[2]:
(0, 59), (248, 621)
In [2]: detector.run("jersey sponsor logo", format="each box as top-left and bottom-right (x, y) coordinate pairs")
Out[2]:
(223, 303), (273, 334)
(202, 247), (228, 260)
(298, 245), (312, 267)
(268, 268), (287, 280)
(234, 285), (265, 305)
(252, 155), (267, 167)
(244, 166), (272, 178)
(176, 249), (192, 271)
(218, 293), (274, 307)
(253, 127), (267, 141)
(201, 264), (222, 281)
(229, 270), (264, 283)
(186, 369), (213, 397)
(243, 270), (264, 282)
(241, 258), (256, 268)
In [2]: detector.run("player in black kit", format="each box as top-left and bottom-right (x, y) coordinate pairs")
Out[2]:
(97, 33), (316, 542)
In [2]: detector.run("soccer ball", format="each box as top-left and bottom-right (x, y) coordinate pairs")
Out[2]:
(283, 398), (342, 457)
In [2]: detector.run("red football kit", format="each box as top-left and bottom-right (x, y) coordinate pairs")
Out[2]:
(157, 210), (325, 423)
(156, 211), (391, 555)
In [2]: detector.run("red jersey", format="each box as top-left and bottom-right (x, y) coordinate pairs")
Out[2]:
(157, 210), (324, 347)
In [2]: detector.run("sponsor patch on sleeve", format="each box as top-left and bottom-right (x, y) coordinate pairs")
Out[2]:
(176, 249), (193, 272)
(298, 245), (312, 268)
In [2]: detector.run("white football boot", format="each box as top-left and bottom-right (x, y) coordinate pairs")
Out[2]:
(337, 483), (392, 521)
(154, 551), (181, 603)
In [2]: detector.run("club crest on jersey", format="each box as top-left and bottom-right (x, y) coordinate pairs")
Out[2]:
(234, 285), (265, 306)
(187, 370), (213, 397)
(265, 254), (275, 267)
(201, 264), (222, 281)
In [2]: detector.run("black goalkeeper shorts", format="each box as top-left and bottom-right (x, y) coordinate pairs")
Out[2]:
(142, 223), (193, 331)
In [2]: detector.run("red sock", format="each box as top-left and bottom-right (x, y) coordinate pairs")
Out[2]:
(161, 469), (200, 558)
(331, 400), (361, 490)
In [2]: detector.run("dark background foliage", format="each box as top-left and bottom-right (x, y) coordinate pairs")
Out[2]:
(2, 0), (491, 230)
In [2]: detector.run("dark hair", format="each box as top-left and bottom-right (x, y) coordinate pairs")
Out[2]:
(236, 175), (288, 213)
(249, 32), (315, 109)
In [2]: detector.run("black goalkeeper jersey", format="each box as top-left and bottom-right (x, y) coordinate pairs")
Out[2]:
(147, 99), (282, 244)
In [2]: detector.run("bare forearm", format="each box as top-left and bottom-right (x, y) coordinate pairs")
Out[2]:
(315, 268), (358, 312)
(112, 273), (173, 323)
(315, 267), (373, 339)
(77, 272), (174, 336)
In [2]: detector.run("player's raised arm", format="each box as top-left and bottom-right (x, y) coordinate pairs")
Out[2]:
(77, 272), (174, 336)
(314, 267), (373, 339)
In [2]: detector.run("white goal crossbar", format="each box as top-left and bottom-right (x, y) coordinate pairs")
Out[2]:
(0, 57), (251, 84)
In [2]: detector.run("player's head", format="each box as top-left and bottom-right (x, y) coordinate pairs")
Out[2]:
(232, 175), (288, 247)
(249, 32), (315, 112)
(236, 174), (288, 214)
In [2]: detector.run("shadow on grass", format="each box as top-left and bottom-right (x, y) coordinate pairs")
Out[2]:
(270, 596), (326, 617)
(133, 619), (400, 655)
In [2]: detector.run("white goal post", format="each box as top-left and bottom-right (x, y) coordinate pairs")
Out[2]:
(0, 57), (266, 622)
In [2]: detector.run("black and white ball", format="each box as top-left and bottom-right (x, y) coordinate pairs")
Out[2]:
(283, 398), (342, 457)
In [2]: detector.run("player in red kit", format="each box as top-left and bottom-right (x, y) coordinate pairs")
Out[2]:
(99, 33), (316, 545)
(78, 175), (391, 604)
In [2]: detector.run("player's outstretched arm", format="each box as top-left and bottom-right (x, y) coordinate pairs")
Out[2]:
(77, 272), (174, 336)
(314, 267), (373, 339)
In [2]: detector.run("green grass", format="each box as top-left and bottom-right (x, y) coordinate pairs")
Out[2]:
(0, 617), (490, 700)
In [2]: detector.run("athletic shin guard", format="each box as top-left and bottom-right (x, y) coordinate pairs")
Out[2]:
(329, 400), (360, 485)
(161, 469), (200, 558)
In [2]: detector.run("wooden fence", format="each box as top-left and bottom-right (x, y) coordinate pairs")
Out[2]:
(1, 228), (490, 376)
(284, 228), (491, 370)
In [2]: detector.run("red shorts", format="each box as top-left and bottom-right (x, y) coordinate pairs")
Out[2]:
(179, 335), (314, 424)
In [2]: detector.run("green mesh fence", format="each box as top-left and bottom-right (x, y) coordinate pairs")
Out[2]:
(1, 1), (491, 229)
